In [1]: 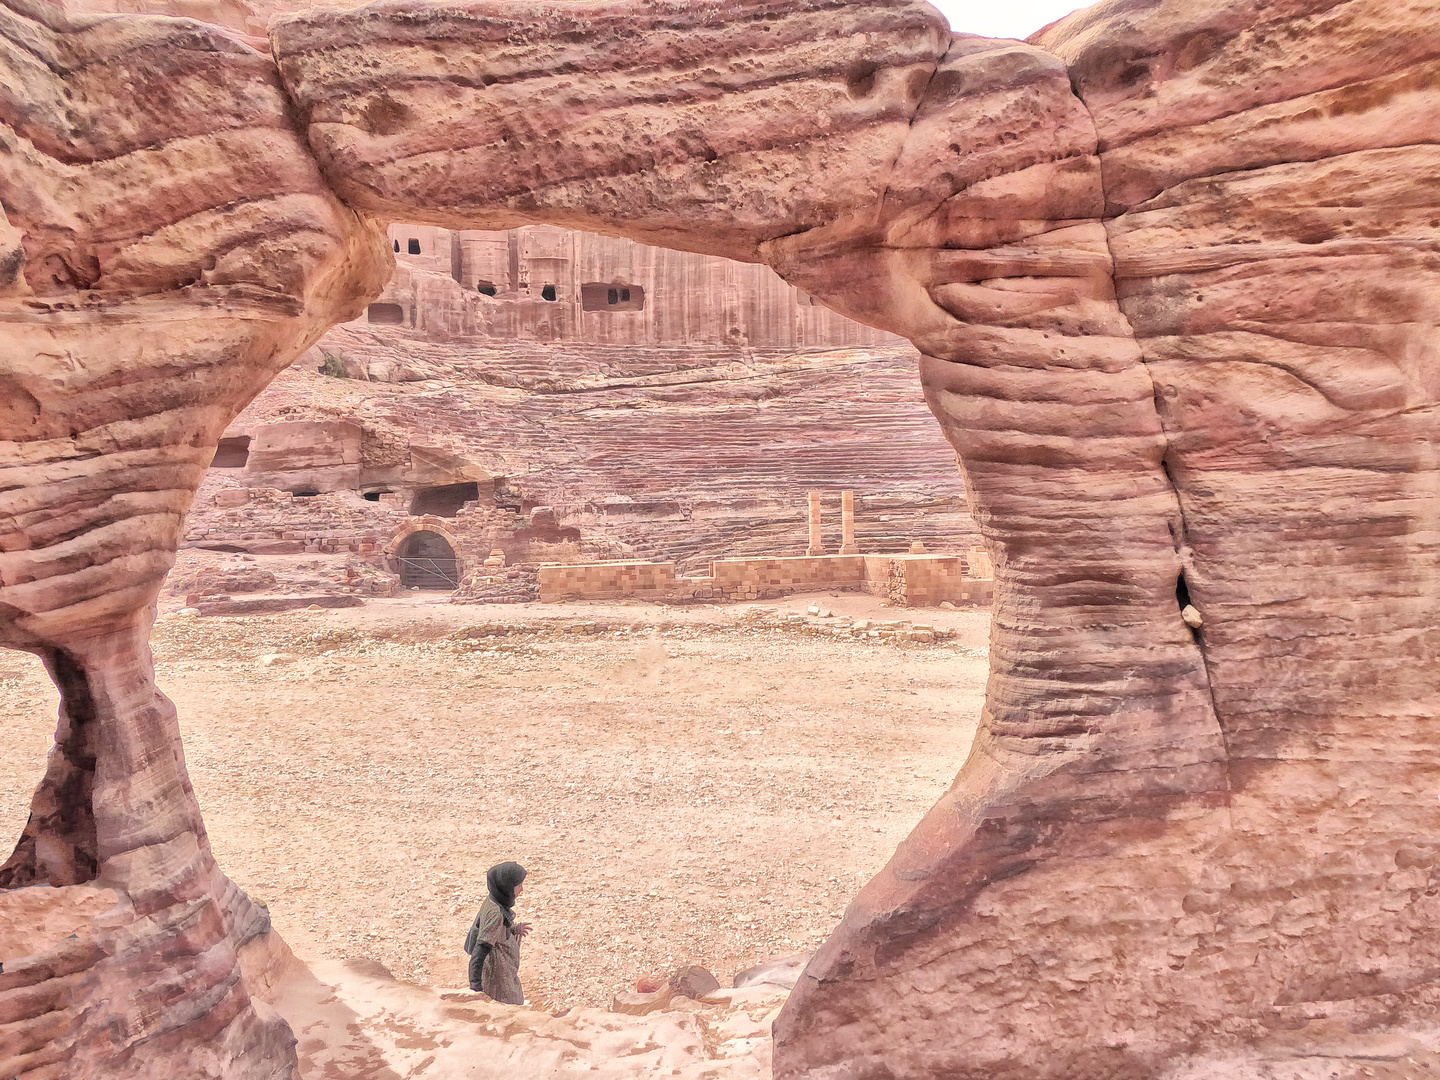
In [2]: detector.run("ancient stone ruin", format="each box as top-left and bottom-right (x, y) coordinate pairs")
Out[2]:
(2, 0), (1439, 1076)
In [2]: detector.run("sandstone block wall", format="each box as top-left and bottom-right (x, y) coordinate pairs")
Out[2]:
(187, 488), (408, 554)
(537, 560), (679, 603)
(859, 554), (994, 608)
(538, 553), (995, 607)
(706, 555), (867, 600)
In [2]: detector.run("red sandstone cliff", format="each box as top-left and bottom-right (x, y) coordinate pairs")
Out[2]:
(182, 330), (977, 572)
(368, 222), (905, 349)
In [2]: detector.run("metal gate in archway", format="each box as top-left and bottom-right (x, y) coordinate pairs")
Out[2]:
(397, 530), (460, 589)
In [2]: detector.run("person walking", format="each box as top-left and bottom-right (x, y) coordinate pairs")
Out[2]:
(465, 861), (531, 1003)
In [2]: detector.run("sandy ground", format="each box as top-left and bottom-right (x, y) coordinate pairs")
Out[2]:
(0, 590), (989, 1012)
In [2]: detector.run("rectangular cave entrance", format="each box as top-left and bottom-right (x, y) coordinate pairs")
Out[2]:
(580, 282), (645, 311)
(367, 303), (405, 325)
(409, 482), (480, 518)
(210, 436), (251, 468)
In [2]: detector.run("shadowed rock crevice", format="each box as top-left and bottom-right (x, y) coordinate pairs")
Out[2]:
(0, 648), (100, 888)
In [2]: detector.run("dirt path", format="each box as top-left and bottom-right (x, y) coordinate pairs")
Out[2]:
(0, 594), (989, 1011)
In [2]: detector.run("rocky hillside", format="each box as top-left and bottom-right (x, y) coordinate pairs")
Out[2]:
(202, 322), (978, 572)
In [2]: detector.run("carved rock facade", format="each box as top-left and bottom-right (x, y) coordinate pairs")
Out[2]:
(2, 0), (1438, 1077)
(369, 221), (903, 348)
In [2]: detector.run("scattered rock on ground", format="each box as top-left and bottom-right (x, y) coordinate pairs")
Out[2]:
(670, 965), (721, 999)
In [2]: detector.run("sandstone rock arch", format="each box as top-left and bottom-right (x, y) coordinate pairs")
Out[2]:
(2, 0), (1439, 1077)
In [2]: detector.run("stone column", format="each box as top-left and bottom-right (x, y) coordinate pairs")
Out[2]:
(839, 490), (859, 554)
(806, 490), (824, 556)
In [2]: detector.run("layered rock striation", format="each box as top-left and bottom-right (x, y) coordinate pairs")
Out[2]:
(0, 3), (387, 1076)
(2, 0), (1439, 1077)
(187, 332), (980, 572)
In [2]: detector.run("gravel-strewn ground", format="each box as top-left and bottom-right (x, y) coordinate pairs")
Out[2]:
(0, 593), (988, 1011)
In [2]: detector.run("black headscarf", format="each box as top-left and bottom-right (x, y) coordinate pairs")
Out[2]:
(486, 862), (527, 925)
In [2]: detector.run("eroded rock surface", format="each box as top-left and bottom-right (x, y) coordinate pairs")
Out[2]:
(2, 0), (1439, 1077)
(775, 4), (1440, 1078)
(267, 955), (784, 1080)
(0, 2), (387, 1076)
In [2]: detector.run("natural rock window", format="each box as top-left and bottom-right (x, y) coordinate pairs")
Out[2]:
(407, 238), (421, 255)
(366, 303), (404, 324)
(210, 436), (250, 468)
(581, 282), (646, 311)
(540, 284), (557, 301)
(476, 280), (497, 296)
(409, 481), (480, 518)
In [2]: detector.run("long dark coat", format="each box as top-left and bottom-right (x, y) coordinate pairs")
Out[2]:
(465, 897), (523, 1004)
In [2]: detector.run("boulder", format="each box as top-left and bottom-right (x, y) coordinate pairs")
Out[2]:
(733, 952), (813, 991)
(668, 965), (721, 1000)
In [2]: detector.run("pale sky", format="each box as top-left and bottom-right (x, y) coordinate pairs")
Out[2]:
(926, 0), (1091, 41)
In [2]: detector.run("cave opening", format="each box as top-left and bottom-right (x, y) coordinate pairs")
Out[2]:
(409, 482), (481, 517)
(1176, 571), (1203, 642)
(541, 284), (557, 301)
(408, 238), (421, 255)
(477, 280), (497, 296)
(581, 281), (645, 311)
(367, 302), (404, 325)
(210, 436), (251, 469)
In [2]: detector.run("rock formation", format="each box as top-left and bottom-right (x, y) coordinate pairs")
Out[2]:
(0, 3), (387, 1077)
(2, 0), (1439, 1077)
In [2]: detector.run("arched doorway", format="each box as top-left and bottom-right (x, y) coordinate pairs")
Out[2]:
(396, 530), (459, 589)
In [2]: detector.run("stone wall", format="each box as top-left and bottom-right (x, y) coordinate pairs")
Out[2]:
(706, 555), (868, 600)
(187, 488), (406, 555)
(859, 554), (993, 608)
(537, 561), (679, 603)
(186, 487), (524, 572)
(538, 552), (995, 607)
